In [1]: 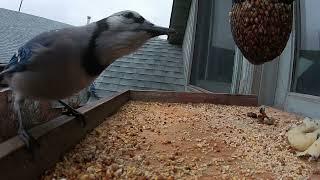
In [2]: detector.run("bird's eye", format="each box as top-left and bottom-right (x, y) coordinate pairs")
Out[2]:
(135, 16), (145, 24)
(123, 12), (134, 19)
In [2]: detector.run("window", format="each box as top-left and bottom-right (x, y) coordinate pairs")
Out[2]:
(292, 0), (320, 96)
(190, 0), (235, 93)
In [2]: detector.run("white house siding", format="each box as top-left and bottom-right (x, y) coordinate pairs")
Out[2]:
(182, 0), (198, 89)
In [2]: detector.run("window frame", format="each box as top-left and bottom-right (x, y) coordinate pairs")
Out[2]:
(291, 0), (302, 93)
(274, 0), (320, 118)
(188, 0), (243, 94)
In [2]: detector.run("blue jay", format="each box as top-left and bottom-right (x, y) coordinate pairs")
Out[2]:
(0, 10), (174, 151)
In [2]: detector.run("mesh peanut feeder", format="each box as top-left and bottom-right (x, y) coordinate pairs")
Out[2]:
(230, 0), (294, 65)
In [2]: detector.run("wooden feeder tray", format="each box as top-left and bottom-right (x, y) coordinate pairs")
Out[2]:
(0, 90), (319, 179)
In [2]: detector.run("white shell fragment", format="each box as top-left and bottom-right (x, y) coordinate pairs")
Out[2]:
(287, 117), (320, 159)
(296, 138), (320, 161)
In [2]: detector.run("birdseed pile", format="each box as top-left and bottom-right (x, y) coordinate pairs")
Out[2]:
(42, 101), (320, 179)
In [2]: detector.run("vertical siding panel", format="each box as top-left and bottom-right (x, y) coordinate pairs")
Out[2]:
(182, 0), (198, 89)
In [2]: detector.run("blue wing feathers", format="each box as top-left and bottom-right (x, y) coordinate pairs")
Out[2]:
(4, 30), (54, 73)
(4, 45), (33, 73)
(8, 46), (33, 67)
(89, 82), (99, 98)
(2, 28), (73, 75)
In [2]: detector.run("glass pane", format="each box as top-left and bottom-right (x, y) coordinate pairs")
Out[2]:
(190, 0), (235, 93)
(292, 0), (320, 96)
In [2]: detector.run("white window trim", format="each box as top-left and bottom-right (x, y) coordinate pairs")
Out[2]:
(237, 57), (254, 95)
(230, 48), (244, 94)
(274, 0), (320, 118)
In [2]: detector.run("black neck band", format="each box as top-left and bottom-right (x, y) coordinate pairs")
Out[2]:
(82, 19), (109, 77)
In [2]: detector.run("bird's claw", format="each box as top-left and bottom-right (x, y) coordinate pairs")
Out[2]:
(62, 108), (86, 127)
(18, 129), (39, 155)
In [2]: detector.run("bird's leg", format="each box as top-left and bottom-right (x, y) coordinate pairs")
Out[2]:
(58, 100), (86, 127)
(14, 99), (39, 152)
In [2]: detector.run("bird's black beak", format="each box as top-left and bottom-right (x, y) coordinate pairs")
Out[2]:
(140, 22), (176, 37)
(145, 26), (176, 37)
